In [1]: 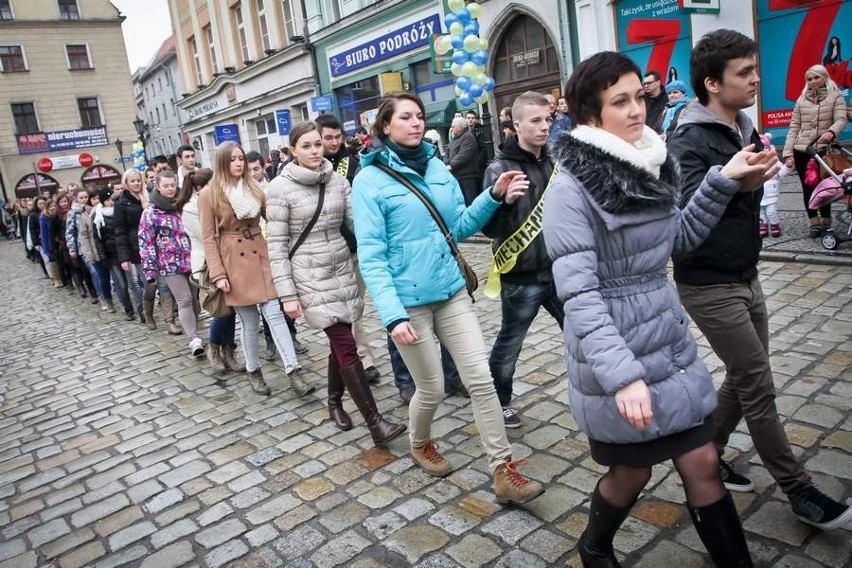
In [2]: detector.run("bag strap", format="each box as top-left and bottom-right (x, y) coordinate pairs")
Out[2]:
(374, 163), (463, 261)
(289, 183), (325, 260)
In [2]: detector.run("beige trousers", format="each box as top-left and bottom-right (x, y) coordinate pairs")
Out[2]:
(352, 258), (376, 368)
(393, 291), (511, 472)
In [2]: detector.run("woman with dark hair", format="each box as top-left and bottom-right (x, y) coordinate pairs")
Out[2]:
(183, 168), (243, 373)
(352, 92), (542, 505)
(94, 188), (134, 319)
(39, 199), (63, 288)
(27, 196), (49, 279)
(266, 121), (406, 446)
(78, 190), (116, 313)
(667, 66), (678, 83)
(782, 64), (848, 236)
(823, 36), (841, 65)
(199, 142), (309, 396)
(543, 51), (774, 567)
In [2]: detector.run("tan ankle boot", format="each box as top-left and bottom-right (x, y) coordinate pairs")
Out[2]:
(220, 345), (245, 372)
(287, 367), (315, 397)
(160, 296), (182, 335)
(207, 343), (226, 373)
(411, 440), (451, 477)
(492, 459), (544, 505)
(248, 368), (271, 395)
(143, 299), (157, 330)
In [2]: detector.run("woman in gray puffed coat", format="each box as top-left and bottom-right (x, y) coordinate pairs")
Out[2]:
(543, 52), (778, 568)
(266, 121), (406, 449)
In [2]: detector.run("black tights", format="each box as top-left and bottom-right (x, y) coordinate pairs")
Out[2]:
(599, 442), (725, 509)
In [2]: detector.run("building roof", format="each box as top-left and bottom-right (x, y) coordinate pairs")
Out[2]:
(138, 35), (176, 81)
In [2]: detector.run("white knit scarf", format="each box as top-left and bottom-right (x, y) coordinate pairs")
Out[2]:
(226, 179), (261, 220)
(92, 204), (114, 239)
(571, 124), (667, 179)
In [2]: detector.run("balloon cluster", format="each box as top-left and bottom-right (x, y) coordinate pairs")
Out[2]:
(434, 0), (495, 107)
(132, 141), (146, 172)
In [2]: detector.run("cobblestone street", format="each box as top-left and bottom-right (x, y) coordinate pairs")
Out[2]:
(0, 238), (850, 568)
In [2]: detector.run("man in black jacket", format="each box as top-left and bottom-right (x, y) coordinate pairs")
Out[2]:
(482, 91), (563, 428)
(668, 29), (850, 531)
(643, 70), (667, 133)
(446, 116), (482, 206)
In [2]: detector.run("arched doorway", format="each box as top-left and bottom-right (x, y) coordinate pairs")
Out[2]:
(491, 15), (562, 114)
(14, 173), (60, 199)
(81, 165), (121, 191)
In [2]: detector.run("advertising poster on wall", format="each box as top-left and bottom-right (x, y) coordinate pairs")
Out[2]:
(756, 0), (851, 141)
(615, 0), (693, 91)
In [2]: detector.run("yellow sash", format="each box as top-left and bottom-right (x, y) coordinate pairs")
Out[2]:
(483, 165), (559, 299)
(336, 156), (349, 178)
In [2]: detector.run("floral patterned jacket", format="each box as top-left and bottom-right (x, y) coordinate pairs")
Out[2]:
(138, 203), (192, 281)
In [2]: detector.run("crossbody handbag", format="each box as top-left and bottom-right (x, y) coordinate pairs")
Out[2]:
(289, 183), (326, 259)
(375, 163), (478, 302)
(189, 211), (232, 317)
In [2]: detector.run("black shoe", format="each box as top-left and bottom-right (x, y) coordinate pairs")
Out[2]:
(808, 225), (822, 238)
(364, 366), (381, 384)
(789, 485), (852, 530)
(719, 459), (753, 492)
(399, 386), (415, 404)
(261, 344), (277, 361)
(444, 382), (470, 398)
(124, 311), (135, 321)
(502, 406), (521, 429)
(293, 337), (309, 354)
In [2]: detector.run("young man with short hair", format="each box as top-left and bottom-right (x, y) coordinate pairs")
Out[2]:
(245, 150), (308, 358)
(482, 91), (563, 428)
(176, 144), (196, 190)
(668, 29), (851, 531)
(643, 70), (667, 133)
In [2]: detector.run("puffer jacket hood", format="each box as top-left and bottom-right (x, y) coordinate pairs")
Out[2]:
(266, 160), (362, 330)
(676, 100), (757, 142)
(544, 132), (742, 444)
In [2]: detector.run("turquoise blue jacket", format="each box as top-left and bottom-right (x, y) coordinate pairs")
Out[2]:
(352, 142), (502, 328)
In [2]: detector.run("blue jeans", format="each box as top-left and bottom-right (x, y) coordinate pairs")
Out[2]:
(107, 258), (132, 314)
(489, 281), (564, 407)
(88, 261), (111, 300)
(390, 335), (461, 390)
(209, 312), (237, 347)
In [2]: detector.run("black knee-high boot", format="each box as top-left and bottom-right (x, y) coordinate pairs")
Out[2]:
(578, 482), (635, 567)
(689, 492), (753, 567)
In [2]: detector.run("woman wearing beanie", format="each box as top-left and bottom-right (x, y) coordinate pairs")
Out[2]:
(661, 80), (690, 139)
(783, 64), (848, 236)
(138, 170), (204, 356)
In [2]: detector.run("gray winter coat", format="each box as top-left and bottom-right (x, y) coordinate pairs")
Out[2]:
(446, 128), (481, 181)
(543, 132), (742, 444)
(266, 159), (362, 330)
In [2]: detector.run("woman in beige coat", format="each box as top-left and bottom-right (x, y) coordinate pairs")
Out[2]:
(782, 64), (849, 236)
(266, 122), (405, 448)
(198, 141), (312, 397)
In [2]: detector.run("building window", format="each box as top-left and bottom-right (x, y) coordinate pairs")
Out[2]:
(165, 70), (170, 85)
(0, 1), (13, 20)
(169, 98), (175, 117)
(282, 0), (296, 41)
(77, 97), (102, 127)
(205, 26), (218, 73)
(257, 0), (271, 51)
(58, 0), (80, 20)
(12, 103), (39, 134)
(157, 77), (162, 92)
(234, 5), (249, 61)
(65, 44), (92, 70)
(293, 103), (309, 123)
(155, 107), (161, 124)
(162, 103), (167, 122)
(0, 45), (26, 72)
(189, 37), (202, 85)
(149, 111), (154, 125)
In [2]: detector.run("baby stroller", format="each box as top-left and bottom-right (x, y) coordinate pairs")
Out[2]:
(807, 143), (852, 250)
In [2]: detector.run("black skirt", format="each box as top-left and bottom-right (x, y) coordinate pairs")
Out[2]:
(589, 416), (715, 468)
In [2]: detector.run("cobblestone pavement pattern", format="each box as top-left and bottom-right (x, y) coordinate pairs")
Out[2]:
(0, 238), (849, 568)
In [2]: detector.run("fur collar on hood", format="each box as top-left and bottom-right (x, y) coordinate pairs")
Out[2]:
(551, 129), (680, 215)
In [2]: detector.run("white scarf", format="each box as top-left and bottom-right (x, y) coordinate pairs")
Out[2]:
(226, 179), (261, 220)
(571, 124), (667, 179)
(92, 204), (113, 239)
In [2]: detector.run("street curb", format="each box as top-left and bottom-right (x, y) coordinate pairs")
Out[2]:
(463, 237), (852, 267)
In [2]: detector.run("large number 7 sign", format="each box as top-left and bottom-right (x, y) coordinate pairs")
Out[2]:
(626, 19), (681, 75)
(768, 0), (843, 100)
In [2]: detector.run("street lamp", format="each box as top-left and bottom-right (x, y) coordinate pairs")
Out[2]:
(114, 138), (125, 172)
(133, 116), (148, 163)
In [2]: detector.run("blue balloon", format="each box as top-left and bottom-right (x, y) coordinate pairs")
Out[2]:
(471, 49), (489, 66)
(468, 84), (483, 98)
(459, 92), (474, 106)
(456, 76), (472, 91)
(451, 35), (464, 50)
(455, 8), (471, 24)
(444, 13), (457, 28)
(452, 50), (470, 65)
(464, 21), (479, 36)
(484, 77), (496, 92)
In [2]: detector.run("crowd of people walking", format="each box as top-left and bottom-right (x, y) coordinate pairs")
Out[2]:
(5, 27), (850, 566)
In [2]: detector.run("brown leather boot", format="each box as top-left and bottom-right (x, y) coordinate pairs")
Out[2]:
(286, 367), (315, 397)
(207, 343), (226, 373)
(338, 362), (406, 448)
(143, 299), (157, 330)
(161, 296), (182, 335)
(327, 355), (352, 431)
(248, 368), (271, 395)
(492, 458), (544, 505)
(48, 261), (63, 288)
(220, 345), (246, 372)
(411, 440), (451, 477)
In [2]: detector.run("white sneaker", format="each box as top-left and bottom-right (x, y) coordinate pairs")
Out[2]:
(189, 337), (204, 357)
